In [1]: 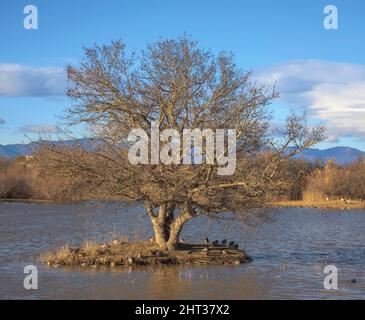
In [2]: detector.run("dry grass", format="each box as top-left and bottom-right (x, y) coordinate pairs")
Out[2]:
(272, 200), (365, 209)
(41, 239), (252, 268)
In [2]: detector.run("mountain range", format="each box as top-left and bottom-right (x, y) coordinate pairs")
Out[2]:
(292, 146), (365, 165)
(0, 141), (364, 165)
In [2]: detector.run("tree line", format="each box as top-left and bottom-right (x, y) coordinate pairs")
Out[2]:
(1, 153), (364, 202)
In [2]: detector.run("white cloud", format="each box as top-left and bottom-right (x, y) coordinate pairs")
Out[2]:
(255, 60), (365, 142)
(0, 64), (66, 97)
(19, 124), (61, 134)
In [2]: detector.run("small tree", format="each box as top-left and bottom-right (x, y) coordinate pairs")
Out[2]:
(36, 37), (324, 250)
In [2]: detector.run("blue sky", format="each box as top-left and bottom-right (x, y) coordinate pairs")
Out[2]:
(0, 0), (364, 150)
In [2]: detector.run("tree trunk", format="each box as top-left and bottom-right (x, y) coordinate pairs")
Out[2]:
(149, 203), (187, 251)
(165, 221), (184, 250)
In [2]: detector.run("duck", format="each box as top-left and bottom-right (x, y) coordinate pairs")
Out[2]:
(229, 241), (235, 247)
(212, 240), (219, 246)
(222, 239), (227, 245)
(233, 243), (239, 249)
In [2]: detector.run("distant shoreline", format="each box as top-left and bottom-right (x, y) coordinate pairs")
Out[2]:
(2, 198), (365, 210)
(0, 198), (64, 204)
(271, 200), (365, 209)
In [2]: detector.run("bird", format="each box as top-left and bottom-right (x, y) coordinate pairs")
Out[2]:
(351, 279), (357, 284)
(212, 240), (219, 246)
(204, 237), (210, 244)
(222, 239), (227, 245)
(233, 243), (239, 249)
(229, 241), (235, 247)
(201, 247), (209, 252)
(179, 238), (185, 243)
(222, 250), (228, 255)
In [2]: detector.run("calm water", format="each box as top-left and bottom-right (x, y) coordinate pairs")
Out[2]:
(0, 201), (364, 299)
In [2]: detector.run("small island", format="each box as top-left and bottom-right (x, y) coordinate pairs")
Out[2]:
(42, 240), (252, 268)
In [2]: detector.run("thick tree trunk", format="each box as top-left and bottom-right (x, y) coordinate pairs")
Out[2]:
(166, 221), (184, 250)
(148, 203), (188, 251)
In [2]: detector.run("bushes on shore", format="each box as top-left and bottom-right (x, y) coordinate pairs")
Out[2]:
(1, 153), (364, 202)
(0, 155), (83, 201)
(304, 158), (365, 201)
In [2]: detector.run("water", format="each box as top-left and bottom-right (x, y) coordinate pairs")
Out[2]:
(0, 201), (364, 299)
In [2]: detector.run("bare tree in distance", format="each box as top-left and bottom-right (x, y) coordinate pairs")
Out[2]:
(35, 36), (325, 250)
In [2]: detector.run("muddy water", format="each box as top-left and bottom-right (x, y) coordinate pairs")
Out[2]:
(0, 201), (364, 299)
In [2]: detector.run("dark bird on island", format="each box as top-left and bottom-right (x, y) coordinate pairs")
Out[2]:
(222, 239), (227, 245)
(233, 244), (239, 249)
(204, 237), (210, 244)
(351, 279), (357, 284)
(212, 240), (219, 246)
(229, 241), (235, 247)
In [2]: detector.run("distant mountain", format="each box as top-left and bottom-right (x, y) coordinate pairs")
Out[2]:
(0, 139), (93, 159)
(0, 141), (364, 165)
(0, 142), (38, 159)
(293, 146), (365, 165)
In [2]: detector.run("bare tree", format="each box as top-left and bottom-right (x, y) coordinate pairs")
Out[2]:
(36, 37), (324, 250)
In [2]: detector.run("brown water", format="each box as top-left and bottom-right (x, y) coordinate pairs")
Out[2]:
(0, 201), (364, 299)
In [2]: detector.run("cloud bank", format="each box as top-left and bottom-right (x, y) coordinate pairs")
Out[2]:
(255, 60), (365, 142)
(0, 64), (66, 97)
